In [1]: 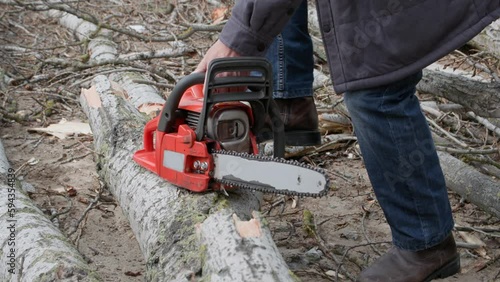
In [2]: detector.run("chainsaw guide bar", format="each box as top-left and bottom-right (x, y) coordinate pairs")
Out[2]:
(211, 150), (330, 197)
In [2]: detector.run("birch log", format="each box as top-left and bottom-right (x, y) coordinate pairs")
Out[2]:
(80, 75), (296, 281)
(0, 140), (98, 281)
(418, 68), (500, 118)
(438, 152), (500, 218)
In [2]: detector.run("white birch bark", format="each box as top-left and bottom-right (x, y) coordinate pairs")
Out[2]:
(0, 141), (98, 282)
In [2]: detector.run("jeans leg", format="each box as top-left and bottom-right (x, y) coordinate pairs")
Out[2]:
(265, 0), (314, 99)
(344, 71), (454, 251)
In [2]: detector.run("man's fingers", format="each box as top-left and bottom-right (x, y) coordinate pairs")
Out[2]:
(195, 40), (241, 74)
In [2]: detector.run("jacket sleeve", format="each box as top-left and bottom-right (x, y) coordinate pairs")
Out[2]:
(219, 0), (303, 56)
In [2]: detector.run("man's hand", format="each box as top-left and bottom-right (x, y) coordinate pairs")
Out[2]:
(194, 40), (241, 73)
(194, 39), (248, 94)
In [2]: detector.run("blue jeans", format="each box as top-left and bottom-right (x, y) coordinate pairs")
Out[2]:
(266, 0), (314, 99)
(344, 71), (454, 251)
(270, 0), (454, 251)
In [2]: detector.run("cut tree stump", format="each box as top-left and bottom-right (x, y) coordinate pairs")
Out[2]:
(0, 140), (98, 282)
(80, 75), (296, 281)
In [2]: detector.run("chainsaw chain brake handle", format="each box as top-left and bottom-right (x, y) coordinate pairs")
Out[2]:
(157, 57), (285, 158)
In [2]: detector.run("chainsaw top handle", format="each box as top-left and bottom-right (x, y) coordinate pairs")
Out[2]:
(157, 57), (285, 158)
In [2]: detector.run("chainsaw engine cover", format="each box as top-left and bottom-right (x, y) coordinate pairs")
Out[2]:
(206, 104), (252, 153)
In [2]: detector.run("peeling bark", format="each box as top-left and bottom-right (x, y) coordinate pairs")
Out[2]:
(0, 140), (98, 282)
(80, 75), (296, 281)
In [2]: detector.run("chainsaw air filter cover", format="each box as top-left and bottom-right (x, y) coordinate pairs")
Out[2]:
(206, 106), (251, 153)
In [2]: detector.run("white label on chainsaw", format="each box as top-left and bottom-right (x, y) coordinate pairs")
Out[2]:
(163, 150), (185, 172)
(213, 154), (326, 194)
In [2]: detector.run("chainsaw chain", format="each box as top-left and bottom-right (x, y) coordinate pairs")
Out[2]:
(211, 150), (330, 198)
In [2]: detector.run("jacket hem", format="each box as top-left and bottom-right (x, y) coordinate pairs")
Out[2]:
(335, 9), (500, 94)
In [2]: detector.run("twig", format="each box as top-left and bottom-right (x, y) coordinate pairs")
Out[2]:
(67, 189), (102, 237)
(464, 155), (500, 170)
(265, 208), (303, 218)
(455, 242), (483, 249)
(317, 216), (337, 226)
(294, 269), (335, 282)
(435, 146), (499, 155)
(313, 218), (356, 281)
(265, 196), (285, 215)
(60, 152), (92, 164)
(49, 195), (73, 220)
(427, 117), (468, 148)
(74, 213), (89, 248)
(455, 225), (500, 238)
(361, 201), (382, 256)
(467, 111), (500, 137)
(131, 79), (175, 89)
(453, 50), (500, 83)
(335, 241), (391, 282)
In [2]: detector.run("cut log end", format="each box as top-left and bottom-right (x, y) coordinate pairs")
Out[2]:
(232, 213), (262, 238)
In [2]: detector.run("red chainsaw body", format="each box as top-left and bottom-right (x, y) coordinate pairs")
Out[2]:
(133, 83), (258, 192)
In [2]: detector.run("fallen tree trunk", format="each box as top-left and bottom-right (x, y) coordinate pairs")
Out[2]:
(80, 75), (295, 281)
(438, 152), (500, 218)
(0, 140), (98, 281)
(468, 19), (500, 59)
(418, 67), (500, 118)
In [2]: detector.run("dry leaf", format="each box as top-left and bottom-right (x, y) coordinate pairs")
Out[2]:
(29, 119), (92, 139)
(66, 186), (77, 197)
(77, 197), (90, 205)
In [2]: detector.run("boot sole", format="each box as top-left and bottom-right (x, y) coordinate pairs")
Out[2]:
(423, 255), (460, 282)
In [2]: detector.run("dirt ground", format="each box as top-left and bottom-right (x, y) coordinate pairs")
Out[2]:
(1, 1), (500, 281)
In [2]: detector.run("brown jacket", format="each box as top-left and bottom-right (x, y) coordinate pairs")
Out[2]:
(220, 0), (500, 93)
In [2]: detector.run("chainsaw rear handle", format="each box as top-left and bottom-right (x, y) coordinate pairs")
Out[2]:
(157, 72), (205, 133)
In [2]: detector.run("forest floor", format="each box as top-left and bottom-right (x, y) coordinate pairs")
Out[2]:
(1, 1), (499, 281)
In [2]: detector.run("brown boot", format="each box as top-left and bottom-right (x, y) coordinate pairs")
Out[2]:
(257, 97), (321, 146)
(358, 234), (460, 282)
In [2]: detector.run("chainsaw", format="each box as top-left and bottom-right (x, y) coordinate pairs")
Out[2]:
(133, 57), (329, 197)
